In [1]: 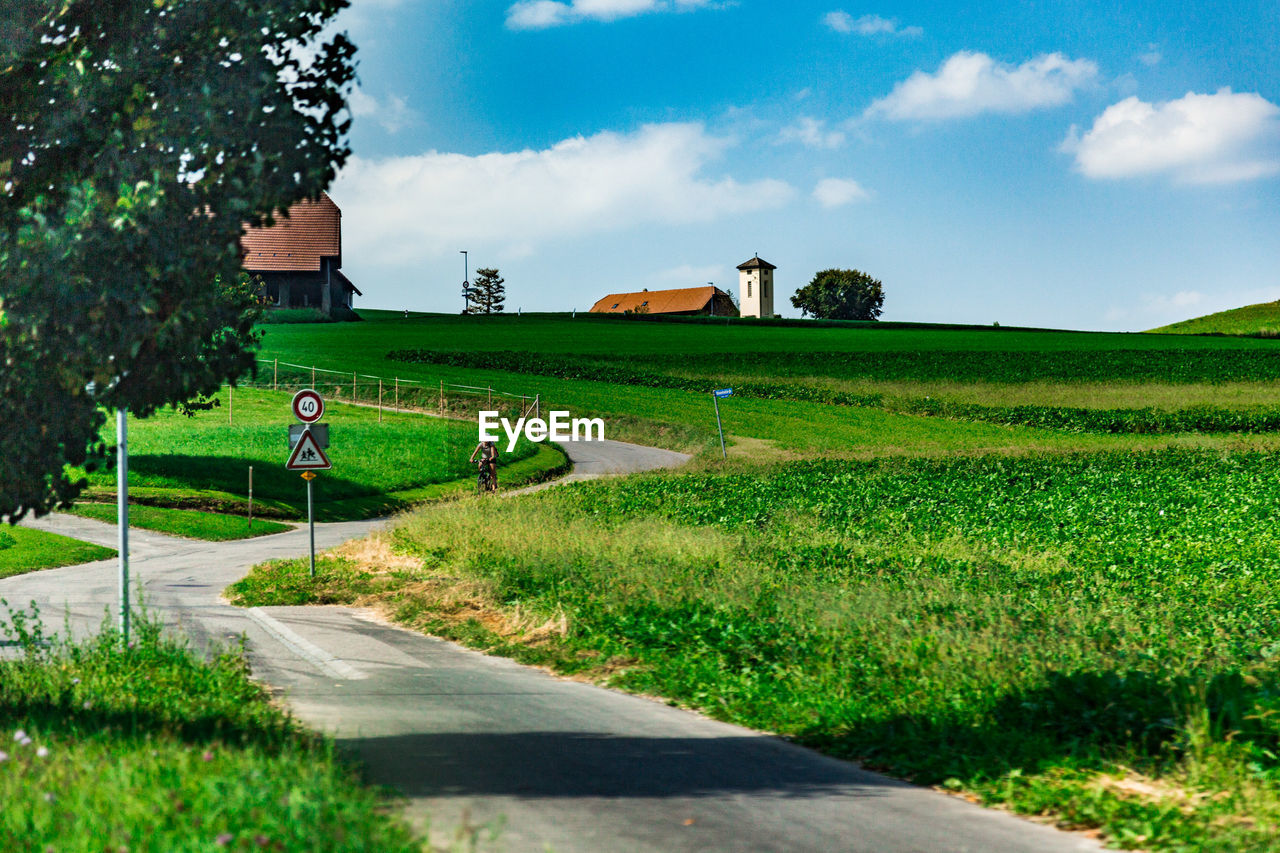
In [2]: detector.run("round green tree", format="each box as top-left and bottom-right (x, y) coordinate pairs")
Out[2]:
(790, 269), (885, 320)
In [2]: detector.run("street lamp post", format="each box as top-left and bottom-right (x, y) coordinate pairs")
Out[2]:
(460, 250), (469, 314)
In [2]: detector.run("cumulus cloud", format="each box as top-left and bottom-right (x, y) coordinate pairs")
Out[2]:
(865, 51), (1098, 120)
(824, 11), (921, 37)
(506, 0), (715, 29)
(779, 117), (846, 149)
(1063, 88), (1280, 184)
(812, 178), (870, 208)
(332, 123), (795, 261)
(348, 89), (415, 134)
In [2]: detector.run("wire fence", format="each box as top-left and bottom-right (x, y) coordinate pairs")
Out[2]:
(220, 358), (541, 424)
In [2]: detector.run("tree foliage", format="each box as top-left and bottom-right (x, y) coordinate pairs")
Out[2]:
(790, 269), (885, 321)
(466, 268), (506, 315)
(0, 0), (356, 521)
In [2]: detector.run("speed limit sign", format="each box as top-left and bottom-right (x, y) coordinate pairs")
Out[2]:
(292, 389), (325, 424)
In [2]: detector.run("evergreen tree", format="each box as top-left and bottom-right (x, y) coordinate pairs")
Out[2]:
(467, 268), (506, 314)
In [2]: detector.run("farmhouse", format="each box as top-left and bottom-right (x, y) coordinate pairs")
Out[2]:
(241, 192), (361, 317)
(589, 286), (739, 317)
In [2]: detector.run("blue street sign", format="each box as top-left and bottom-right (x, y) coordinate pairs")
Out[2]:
(713, 388), (734, 398)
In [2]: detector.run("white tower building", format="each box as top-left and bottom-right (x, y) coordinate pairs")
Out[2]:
(737, 255), (777, 318)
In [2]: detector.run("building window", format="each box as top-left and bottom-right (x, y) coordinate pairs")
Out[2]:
(641, 301), (648, 307)
(747, 281), (752, 298)
(611, 303), (619, 309)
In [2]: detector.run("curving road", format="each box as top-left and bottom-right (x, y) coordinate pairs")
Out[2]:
(6, 439), (1099, 852)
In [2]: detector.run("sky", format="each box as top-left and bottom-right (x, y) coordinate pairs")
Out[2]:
(327, 0), (1280, 331)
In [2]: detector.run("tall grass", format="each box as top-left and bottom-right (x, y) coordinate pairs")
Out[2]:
(0, 603), (421, 851)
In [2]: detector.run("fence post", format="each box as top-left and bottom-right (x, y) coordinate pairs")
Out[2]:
(311, 365), (316, 388)
(248, 466), (254, 527)
(378, 380), (383, 423)
(535, 394), (540, 420)
(395, 378), (400, 413)
(439, 380), (443, 415)
(228, 384), (233, 426)
(488, 386), (492, 409)
(352, 372), (357, 402)
(273, 358), (278, 391)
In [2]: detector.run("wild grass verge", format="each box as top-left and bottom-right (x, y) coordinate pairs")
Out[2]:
(0, 603), (422, 851)
(229, 450), (1280, 851)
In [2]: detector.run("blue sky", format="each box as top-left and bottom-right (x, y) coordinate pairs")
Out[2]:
(329, 0), (1280, 330)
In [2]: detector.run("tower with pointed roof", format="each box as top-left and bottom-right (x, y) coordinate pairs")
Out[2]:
(737, 255), (777, 318)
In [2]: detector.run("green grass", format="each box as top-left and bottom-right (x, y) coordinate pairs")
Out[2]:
(1149, 299), (1280, 336)
(0, 606), (421, 851)
(80, 387), (555, 520)
(65, 504), (291, 541)
(232, 310), (1280, 848)
(254, 313), (1280, 452)
(0, 527), (115, 577)
(231, 448), (1280, 850)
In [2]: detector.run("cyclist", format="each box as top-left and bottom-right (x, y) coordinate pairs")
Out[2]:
(470, 439), (498, 492)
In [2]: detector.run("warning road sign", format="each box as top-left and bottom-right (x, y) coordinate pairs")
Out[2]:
(286, 428), (331, 471)
(292, 389), (325, 424)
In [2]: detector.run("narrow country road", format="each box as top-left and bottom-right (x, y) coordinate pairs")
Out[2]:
(7, 439), (1100, 852)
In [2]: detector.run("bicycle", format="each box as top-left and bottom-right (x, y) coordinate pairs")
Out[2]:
(477, 461), (496, 494)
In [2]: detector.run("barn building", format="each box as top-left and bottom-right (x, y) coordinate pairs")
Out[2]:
(241, 192), (361, 317)
(589, 286), (739, 317)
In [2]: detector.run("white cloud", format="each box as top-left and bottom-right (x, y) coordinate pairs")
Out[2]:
(1139, 45), (1162, 66)
(348, 89), (415, 134)
(824, 11), (921, 37)
(1063, 89), (1280, 184)
(506, 0), (715, 29)
(332, 123), (795, 261)
(812, 178), (869, 208)
(779, 117), (846, 149)
(866, 51), (1098, 120)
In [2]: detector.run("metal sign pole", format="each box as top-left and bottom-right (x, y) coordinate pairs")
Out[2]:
(117, 408), (130, 642)
(307, 475), (316, 578)
(712, 393), (726, 460)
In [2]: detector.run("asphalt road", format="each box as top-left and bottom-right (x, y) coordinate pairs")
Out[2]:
(6, 439), (1100, 852)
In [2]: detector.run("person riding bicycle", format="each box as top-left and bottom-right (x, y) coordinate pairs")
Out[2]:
(470, 440), (498, 491)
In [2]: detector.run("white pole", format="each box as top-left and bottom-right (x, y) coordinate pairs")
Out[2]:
(117, 408), (130, 642)
(307, 477), (316, 578)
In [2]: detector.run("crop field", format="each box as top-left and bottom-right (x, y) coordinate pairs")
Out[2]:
(233, 310), (1280, 849)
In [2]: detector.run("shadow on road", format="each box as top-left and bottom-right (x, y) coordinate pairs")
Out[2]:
(340, 730), (905, 800)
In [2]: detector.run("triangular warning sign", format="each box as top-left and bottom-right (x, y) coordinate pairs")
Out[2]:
(286, 429), (332, 471)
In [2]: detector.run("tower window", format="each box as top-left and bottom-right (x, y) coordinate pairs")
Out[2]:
(747, 281), (752, 298)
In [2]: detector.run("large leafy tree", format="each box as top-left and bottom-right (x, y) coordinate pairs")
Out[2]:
(790, 268), (885, 321)
(0, 0), (356, 521)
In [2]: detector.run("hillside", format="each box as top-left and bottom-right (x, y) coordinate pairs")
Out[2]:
(1148, 299), (1280, 336)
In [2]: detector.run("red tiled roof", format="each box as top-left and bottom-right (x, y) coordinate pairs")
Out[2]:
(241, 193), (342, 273)
(590, 286), (725, 314)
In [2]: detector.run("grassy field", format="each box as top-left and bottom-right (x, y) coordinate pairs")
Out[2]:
(0, 607), (421, 850)
(79, 387), (561, 522)
(231, 311), (1280, 850)
(65, 504), (291, 541)
(256, 312), (1280, 453)
(1149, 300), (1280, 336)
(0, 527), (115, 578)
